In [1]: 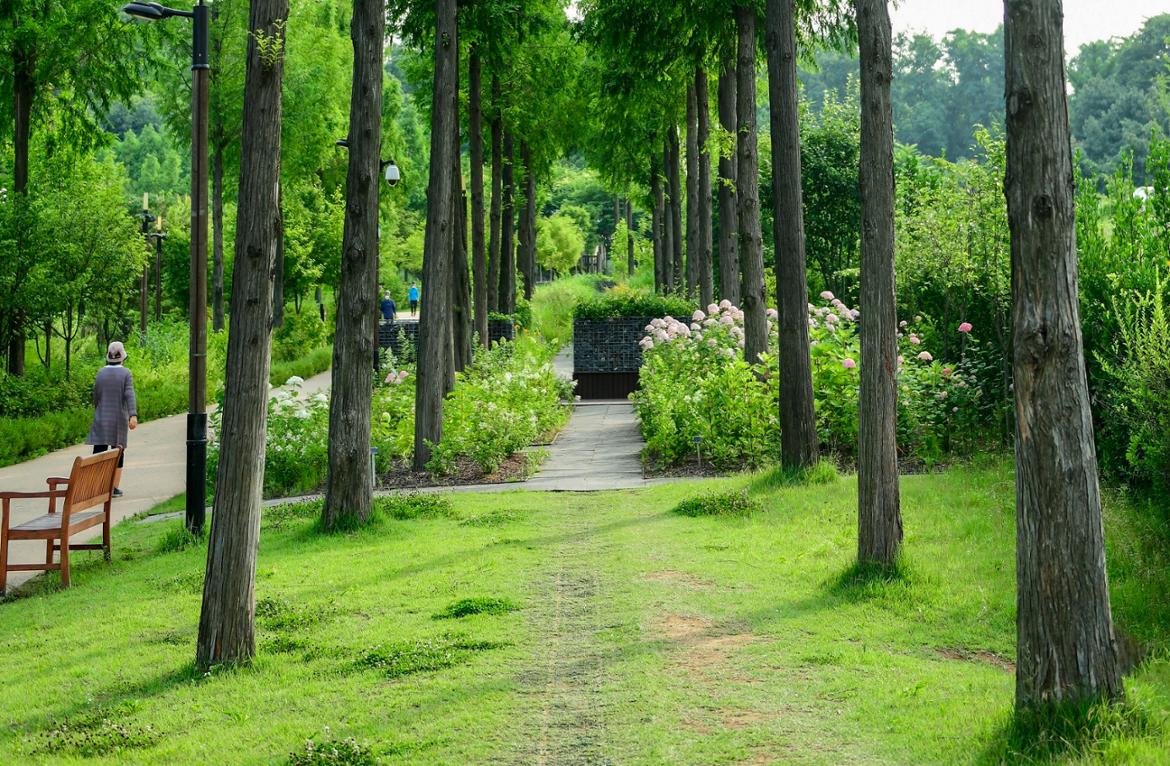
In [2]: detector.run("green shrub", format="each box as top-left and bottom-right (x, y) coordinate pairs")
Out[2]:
(574, 290), (693, 320)
(373, 493), (452, 520)
(433, 597), (518, 619)
(529, 274), (603, 343)
(287, 736), (377, 766)
(672, 489), (763, 517)
(356, 635), (503, 679)
(274, 310), (330, 363)
(270, 346), (332, 387)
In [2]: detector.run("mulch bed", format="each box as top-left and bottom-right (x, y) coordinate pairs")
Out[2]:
(376, 452), (537, 490)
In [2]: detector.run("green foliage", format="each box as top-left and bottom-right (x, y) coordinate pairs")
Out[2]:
(37, 709), (159, 758)
(574, 290), (693, 320)
(432, 597), (519, 620)
(287, 736), (377, 766)
(671, 489), (762, 518)
(535, 213), (586, 275)
(374, 494), (453, 521)
(273, 309), (330, 363)
(530, 274), (606, 344)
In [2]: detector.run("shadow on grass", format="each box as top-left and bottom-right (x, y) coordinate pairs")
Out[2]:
(979, 697), (1161, 765)
(826, 558), (916, 604)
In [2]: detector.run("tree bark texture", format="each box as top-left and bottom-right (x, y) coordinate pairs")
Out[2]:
(7, 34), (33, 376)
(487, 76), (503, 313)
(736, 5), (767, 364)
(414, 0), (458, 470)
(696, 68), (714, 308)
(1004, 0), (1124, 709)
(651, 152), (665, 293)
(717, 53), (740, 307)
(499, 131), (516, 314)
(196, 0), (287, 670)
(626, 199), (635, 276)
(766, 0), (819, 469)
(519, 142), (537, 301)
(470, 51), (488, 346)
(450, 48), (471, 378)
(685, 84), (700, 297)
(855, 0), (902, 566)
(212, 144), (227, 331)
(323, 0), (384, 530)
(273, 185), (285, 328)
(662, 141), (675, 292)
(668, 125), (684, 294)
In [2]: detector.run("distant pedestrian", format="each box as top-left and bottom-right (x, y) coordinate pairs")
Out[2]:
(86, 341), (138, 498)
(379, 291), (397, 323)
(408, 283), (419, 316)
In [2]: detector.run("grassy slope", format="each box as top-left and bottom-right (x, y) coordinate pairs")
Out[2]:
(0, 461), (1166, 765)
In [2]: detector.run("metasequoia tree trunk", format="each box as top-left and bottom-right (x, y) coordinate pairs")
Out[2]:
(8, 33), (33, 376)
(626, 199), (635, 276)
(766, 0), (818, 469)
(685, 84), (700, 297)
(1004, 0), (1124, 709)
(662, 141), (675, 291)
(487, 76), (503, 313)
(499, 131), (516, 314)
(196, 0), (287, 670)
(450, 47), (471, 377)
(668, 125), (684, 293)
(855, 0), (901, 566)
(696, 68), (714, 307)
(273, 186), (285, 328)
(470, 50), (488, 346)
(323, 0), (384, 530)
(651, 152), (665, 293)
(736, 5), (767, 363)
(414, 0), (458, 470)
(212, 144), (227, 331)
(717, 52), (740, 307)
(518, 142), (536, 301)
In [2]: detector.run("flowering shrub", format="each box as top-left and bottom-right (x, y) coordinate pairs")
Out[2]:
(634, 296), (985, 468)
(209, 337), (572, 498)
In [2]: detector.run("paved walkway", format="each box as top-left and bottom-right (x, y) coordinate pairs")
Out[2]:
(525, 400), (651, 490)
(0, 368), (331, 591)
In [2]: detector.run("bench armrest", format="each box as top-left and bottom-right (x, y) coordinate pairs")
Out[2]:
(45, 477), (71, 487)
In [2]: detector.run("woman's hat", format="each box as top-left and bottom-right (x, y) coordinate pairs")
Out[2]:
(106, 341), (128, 363)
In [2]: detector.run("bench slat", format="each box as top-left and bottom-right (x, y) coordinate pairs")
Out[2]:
(10, 510), (105, 533)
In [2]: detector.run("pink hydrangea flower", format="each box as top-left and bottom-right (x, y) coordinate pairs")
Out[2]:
(917, 351), (933, 362)
(719, 299), (732, 309)
(719, 315), (734, 325)
(707, 303), (719, 314)
(958, 322), (973, 333)
(842, 358), (856, 369)
(899, 320), (908, 328)
(941, 367), (953, 377)
(693, 309), (706, 322)
(909, 334), (921, 345)
(824, 313), (838, 324)
(707, 338), (717, 347)
(820, 290), (834, 301)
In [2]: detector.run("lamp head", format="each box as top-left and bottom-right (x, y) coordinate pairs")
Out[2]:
(121, 2), (167, 21)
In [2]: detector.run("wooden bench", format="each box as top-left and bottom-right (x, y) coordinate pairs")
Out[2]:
(0, 449), (121, 595)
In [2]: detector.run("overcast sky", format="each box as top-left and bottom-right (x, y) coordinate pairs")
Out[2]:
(891, 0), (1167, 54)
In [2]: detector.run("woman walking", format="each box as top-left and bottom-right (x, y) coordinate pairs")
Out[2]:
(86, 341), (138, 497)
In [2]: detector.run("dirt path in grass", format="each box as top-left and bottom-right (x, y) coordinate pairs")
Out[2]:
(512, 500), (610, 765)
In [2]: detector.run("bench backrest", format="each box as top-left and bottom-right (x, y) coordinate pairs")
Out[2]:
(63, 450), (120, 515)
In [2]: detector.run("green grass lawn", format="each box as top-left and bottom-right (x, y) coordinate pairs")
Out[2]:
(0, 460), (1167, 765)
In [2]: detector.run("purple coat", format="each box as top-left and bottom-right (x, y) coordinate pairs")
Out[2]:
(86, 364), (137, 448)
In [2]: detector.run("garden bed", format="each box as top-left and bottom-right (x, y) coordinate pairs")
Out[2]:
(376, 451), (544, 490)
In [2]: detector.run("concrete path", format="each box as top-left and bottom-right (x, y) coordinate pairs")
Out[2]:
(525, 400), (652, 490)
(0, 368), (332, 591)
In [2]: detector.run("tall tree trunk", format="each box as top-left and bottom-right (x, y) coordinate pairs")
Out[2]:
(414, 0), (459, 470)
(651, 153), (665, 293)
(717, 52), (740, 307)
(323, 0), (384, 530)
(1004, 0), (1124, 709)
(522, 144), (537, 300)
(855, 0), (902, 566)
(273, 185), (285, 328)
(470, 50), (488, 346)
(499, 131), (516, 314)
(154, 236), (163, 321)
(196, 0), (287, 670)
(626, 199), (635, 276)
(696, 68), (714, 307)
(42, 319), (51, 370)
(662, 142), (675, 292)
(766, 0), (819, 469)
(450, 39), (471, 378)
(212, 143), (227, 331)
(487, 76), (502, 313)
(8, 33), (33, 376)
(668, 125), (684, 294)
(685, 84), (700, 297)
(737, 5), (767, 363)
(140, 264), (149, 339)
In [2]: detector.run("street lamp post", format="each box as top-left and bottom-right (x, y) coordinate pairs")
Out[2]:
(122, 1), (209, 535)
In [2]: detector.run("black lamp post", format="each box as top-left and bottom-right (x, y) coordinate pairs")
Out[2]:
(122, 1), (209, 535)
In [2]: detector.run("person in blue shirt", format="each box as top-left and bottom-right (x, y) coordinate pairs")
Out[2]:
(379, 291), (397, 323)
(408, 283), (420, 316)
